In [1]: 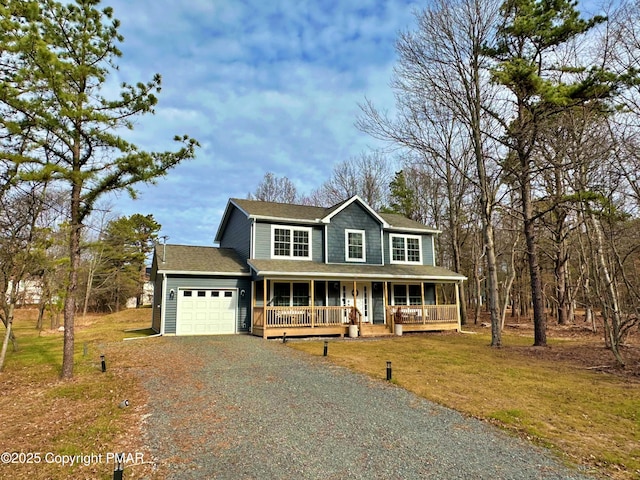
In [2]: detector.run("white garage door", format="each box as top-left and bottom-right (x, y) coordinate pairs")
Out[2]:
(176, 289), (237, 335)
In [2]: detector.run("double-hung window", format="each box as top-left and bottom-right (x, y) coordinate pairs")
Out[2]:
(390, 234), (422, 264)
(272, 226), (312, 260)
(392, 284), (422, 305)
(345, 229), (366, 262)
(272, 282), (309, 306)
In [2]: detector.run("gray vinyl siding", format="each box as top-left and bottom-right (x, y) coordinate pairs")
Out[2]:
(423, 235), (435, 266)
(254, 221), (323, 262)
(163, 275), (251, 334)
(327, 202), (382, 264)
(218, 207), (251, 260)
(151, 275), (163, 332)
(383, 232), (435, 266)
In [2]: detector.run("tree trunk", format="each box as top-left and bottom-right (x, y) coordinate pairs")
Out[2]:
(62, 181), (82, 379)
(588, 212), (625, 367)
(522, 165), (547, 346)
(82, 257), (95, 318)
(0, 303), (15, 372)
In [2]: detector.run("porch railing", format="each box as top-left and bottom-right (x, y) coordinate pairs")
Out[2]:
(253, 306), (354, 328)
(386, 305), (458, 324)
(253, 304), (458, 330)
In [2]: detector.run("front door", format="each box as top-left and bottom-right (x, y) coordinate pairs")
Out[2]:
(340, 282), (372, 323)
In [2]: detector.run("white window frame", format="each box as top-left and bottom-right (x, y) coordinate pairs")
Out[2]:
(389, 234), (422, 264)
(345, 229), (366, 262)
(271, 225), (312, 260)
(391, 283), (423, 306)
(271, 281), (310, 306)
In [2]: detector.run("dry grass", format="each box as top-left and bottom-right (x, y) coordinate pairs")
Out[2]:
(287, 332), (640, 480)
(0, 308), (154, 480)
(3, 308), (639, 479)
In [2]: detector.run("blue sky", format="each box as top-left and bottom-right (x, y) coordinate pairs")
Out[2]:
(103, 0), (420, 246)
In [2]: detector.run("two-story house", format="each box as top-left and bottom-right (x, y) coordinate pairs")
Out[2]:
(150, 196), (466, 338)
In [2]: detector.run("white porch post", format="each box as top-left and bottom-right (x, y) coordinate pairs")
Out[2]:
(310, 279), (315, 328)
(263, 278), (267, 339)
(384, 281), (390, 329)
(420, 282), (425, 324)
(455, 281), (461, 331)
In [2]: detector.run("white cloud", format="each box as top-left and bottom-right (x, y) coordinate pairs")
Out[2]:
(103, 0), (418, 246)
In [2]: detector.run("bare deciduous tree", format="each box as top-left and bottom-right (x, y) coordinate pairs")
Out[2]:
(358, 0), (504, 343)
(308, 152), (393, 210)
(249, 172), (298, 204)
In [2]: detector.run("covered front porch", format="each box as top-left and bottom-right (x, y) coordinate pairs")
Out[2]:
(250, 277), (463, 339)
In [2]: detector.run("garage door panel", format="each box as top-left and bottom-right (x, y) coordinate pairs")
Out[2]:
(176, 289), (236, 335)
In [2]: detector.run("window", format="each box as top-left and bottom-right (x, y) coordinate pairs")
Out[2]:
(272, 226), (312, 260)
(273, 282), (290, 306)
(393, 285), (407, 305)
(408, 285), (421, 305)
(292, 283), (308, 306)
(389, 234), (422, 264)
(392, 284), (422, 305)
(272, 282), (309, 306)
(345, 229), (366, 262)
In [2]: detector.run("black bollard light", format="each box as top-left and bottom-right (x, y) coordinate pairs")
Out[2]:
(100, 354), (106, 373)
(282, 332), (287, 343)
(386, 361), (392, 381)
(323, 341), (328, 356)
(113, 459), (123, 480)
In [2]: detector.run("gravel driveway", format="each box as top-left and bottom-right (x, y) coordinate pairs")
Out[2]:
(138, 335), (596, 479)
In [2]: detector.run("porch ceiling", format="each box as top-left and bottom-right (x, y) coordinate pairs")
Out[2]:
(247, 259), (466, 281)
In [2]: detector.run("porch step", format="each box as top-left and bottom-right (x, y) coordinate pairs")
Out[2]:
(359, 324), (394, 337)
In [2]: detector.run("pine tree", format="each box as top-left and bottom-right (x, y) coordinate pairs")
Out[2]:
(0, 0), (198, 378)
(484, 0), (621, 346)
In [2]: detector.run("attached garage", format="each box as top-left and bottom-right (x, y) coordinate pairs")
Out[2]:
(176, 288), (237, 335)
(150, 245), (252, 336)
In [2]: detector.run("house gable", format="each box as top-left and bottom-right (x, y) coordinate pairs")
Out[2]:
(217, 204), (252, 261)
(326, 201), (383, 264)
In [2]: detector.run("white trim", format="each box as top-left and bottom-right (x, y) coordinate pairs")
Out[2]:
(385, 226), (441, 234)
(322, 195), (389, 227)
(324, 224), (328, 264)
(156, 270), (251, 276)
(345, 229), (366, 262)
(251, 218), (256, 259)
(252, 270), (466, 281)
(431, 235), (436, 266)
(270, 225), (313, 260)
(389, 234), (422, 264)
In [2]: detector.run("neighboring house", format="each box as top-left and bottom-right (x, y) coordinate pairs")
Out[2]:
(5, 278), (43, 305)
(125, 277), (155, 308)
(150, 195), (466, 338)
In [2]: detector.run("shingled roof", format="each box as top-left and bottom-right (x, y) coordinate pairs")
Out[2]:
(152, 244), (250, 278)
(248, 259), (466, 281)
(230, 198), (329, 221)
(222, 196), (439, 233)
